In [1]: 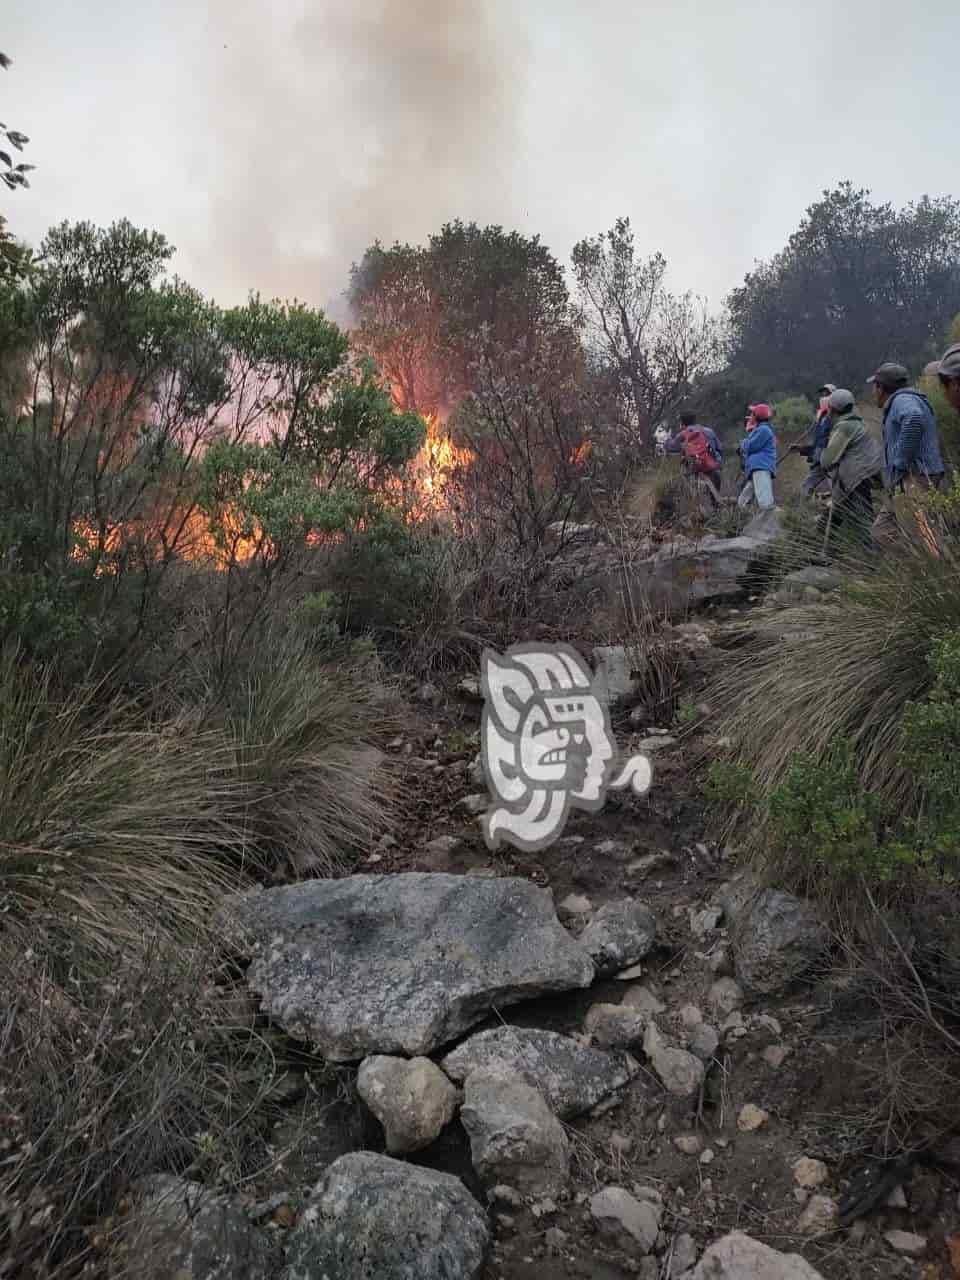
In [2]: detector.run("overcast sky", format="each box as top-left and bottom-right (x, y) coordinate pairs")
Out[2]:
(4, 0), (958, 319)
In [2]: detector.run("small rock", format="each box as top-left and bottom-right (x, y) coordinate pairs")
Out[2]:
(557, 893), (593, 919)
(621, 985), (666, 1017)
(610, 1131), (633, 1155)
(459, 793), (488, 816)
(707, 946), (733, 976)
(284, 1153), (489, 1280)
(356, 1055), (460, 1154)
(884, 1229), (926, 1257)
(590, 1185), (661, 1255)
(613, 962), (647, 980)
(442, 1026), (638, 1119)
(460, 1071), (569, 1196)
(644, 1023), (705, 1098)
(687, 1023), (720, 1061)
(416, 681), (442, 705)
(674, 1134), (703, 1156)
(585, 1003), (647, 1049)
(885, 1185), (908, 1210)
(679, 1004), (704, 1028)
(592, 645), (639, 705)
(730, 888), (829, 996)
(125, 1177), (276, 1280)
(737, 1104), (769, 1133)
(530, 1197), (558, 1218)
(670, 1232), (699, 1275)
(792, 1157), (828, 1189)
(796, 1194), (838, 1236)
(635, 736), (677, 753)
(457, 676), (482, 699)
(690, 907), (723, 939)
(490, 1184), (523, 1207)
(707, 978), (744, 1017)
(545, 1227), (568, 1252)
(699, 1148), (715, 1165)
(689, 1231), (826, 1279)
(579, 900), (658, 975)
(763, 1044), (790, 1069)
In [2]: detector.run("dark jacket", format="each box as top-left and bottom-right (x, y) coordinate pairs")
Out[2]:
(882, 388), (944, 484)
(819, 411), (883, 494)
(812, 412), (832, 460)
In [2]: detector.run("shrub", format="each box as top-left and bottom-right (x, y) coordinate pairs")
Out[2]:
(772, 394), (815, 438)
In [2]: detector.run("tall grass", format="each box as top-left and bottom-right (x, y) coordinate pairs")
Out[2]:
(713, 508), (960, 816)
(0, 636), (394, 1275)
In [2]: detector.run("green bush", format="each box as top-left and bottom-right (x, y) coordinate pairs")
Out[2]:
(773, 394), (815, 438)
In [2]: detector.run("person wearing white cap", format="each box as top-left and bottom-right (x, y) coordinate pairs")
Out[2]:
(818, 388), (884, 548)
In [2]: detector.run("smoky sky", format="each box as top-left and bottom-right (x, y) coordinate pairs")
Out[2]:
(4, 0), (960, 318)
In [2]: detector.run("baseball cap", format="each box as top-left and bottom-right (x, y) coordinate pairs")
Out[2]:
(866, 362), (909, 390)
(748, 403), (772, 421)
(827, 388), (855, 414)
(817, 382), (837, 396)
(931, 342), (960, 380)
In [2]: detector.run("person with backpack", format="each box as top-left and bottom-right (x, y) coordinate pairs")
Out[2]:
(737, 403), (777, 510)
(664, 411), (723, 504)
(817, 388), (884, 548)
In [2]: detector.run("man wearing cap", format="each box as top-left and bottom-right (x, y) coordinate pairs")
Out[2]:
(796, 382), (836, 497)
(818, 388), (884, 546)
(737, 403), (777, 510)
(932, 342), (960, 415)
(867, 362), (944, 494)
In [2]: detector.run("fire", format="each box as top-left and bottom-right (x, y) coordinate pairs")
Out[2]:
(390, 411), (472, 521)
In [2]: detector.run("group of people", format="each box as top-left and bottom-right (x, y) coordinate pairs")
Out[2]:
(664, 340), (960, 547)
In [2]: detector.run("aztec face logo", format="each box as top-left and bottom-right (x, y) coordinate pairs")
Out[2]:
(480, 643), (653, 853)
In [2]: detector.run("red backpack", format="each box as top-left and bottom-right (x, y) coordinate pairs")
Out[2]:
(681, 428), (720, 474)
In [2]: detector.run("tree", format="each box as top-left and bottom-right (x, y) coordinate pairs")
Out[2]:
(0, 51), (34, 192)
(572, 217), (723, 447)
(349, 220), (572, 418)
(0, 219), (424, 671)
(726, 182), (960, 393)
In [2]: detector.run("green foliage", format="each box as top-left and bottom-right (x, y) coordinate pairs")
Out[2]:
(773, 395), (815, 438)
(704, 759), (754, 807)
(727, 181), (960, 393)
(919, 312), (960, 464)
(766, 740), (903, 883)
(899, 629), (960, 867)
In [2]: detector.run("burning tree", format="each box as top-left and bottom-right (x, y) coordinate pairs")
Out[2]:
(0, 219), (425, 672)
(572, 216), (723, 447)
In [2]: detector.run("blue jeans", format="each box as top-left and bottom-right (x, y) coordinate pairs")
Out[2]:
(738, 471), (774, 510)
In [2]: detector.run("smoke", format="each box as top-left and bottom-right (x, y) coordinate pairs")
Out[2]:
(198, 0), (526, 316)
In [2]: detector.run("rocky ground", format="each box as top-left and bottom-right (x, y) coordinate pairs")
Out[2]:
(117, 548), (960, 1280)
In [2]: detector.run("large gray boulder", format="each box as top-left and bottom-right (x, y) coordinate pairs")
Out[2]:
(730, 889), (829, 995)
(579, 900), (657, 975)
(460, 1071), (569, 1195)
(441, 1026), (639, 1119)
(689, 1230), (825, 1278)
(284, 1153), (489, 1280)
(356, 1055), (460, 1154)
(125, 1176), (276, 1280)
(226, 874), (594, 1060)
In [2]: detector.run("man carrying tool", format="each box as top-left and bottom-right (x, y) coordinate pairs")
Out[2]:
(737, 404), (777, 510)
(664, 410), (724, 506)
(817, 388), (884, 550)
(794, 381), (836, 497)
